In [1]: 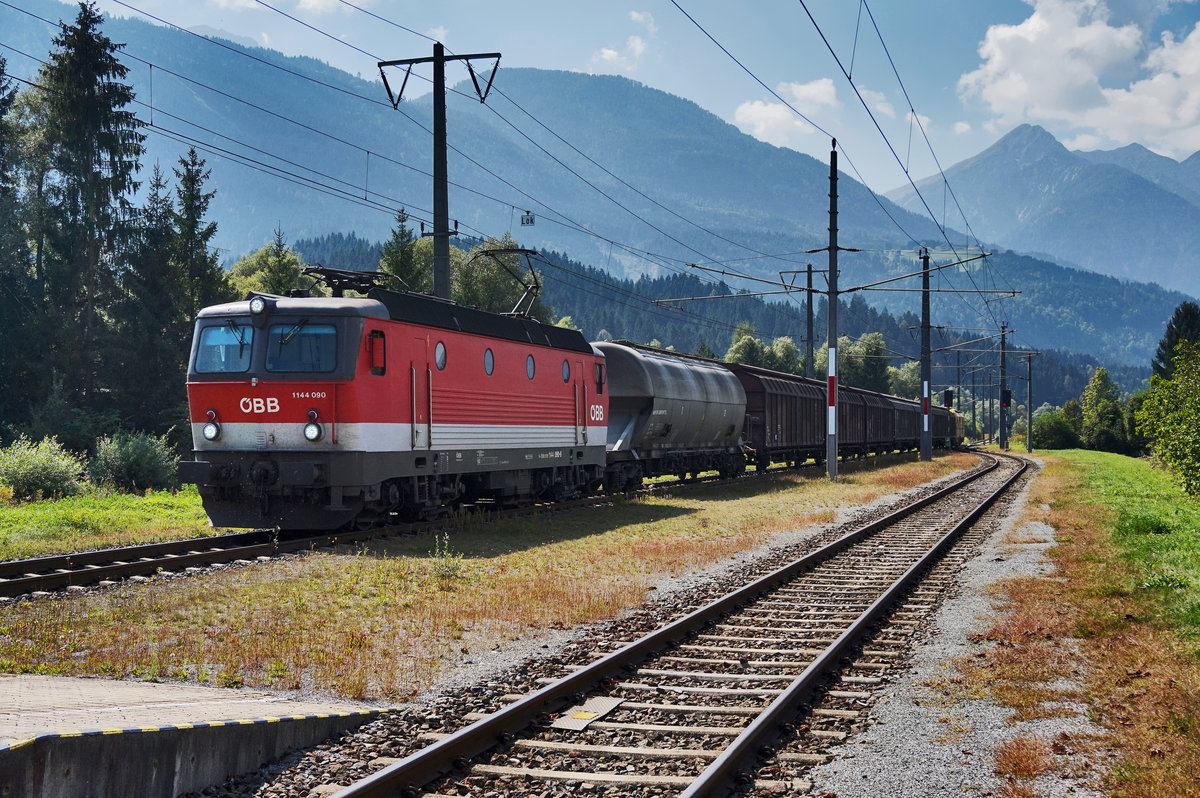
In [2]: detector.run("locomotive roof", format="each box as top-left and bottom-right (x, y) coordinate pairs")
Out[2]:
(196, 295), (390, 319)
(367, 288), (593, 354)
(196, 290), (592, 354)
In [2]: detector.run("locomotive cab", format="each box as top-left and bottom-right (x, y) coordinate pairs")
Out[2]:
(181, 293), (391, 529)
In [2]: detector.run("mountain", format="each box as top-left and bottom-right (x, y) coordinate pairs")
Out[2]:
(1078, 142), (1200, 208)
(0, 1), (1187, 372)
(887, 124), (1200, 297)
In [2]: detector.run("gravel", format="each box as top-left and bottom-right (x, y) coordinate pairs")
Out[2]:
(807, 456), (1111, 797)
(192, 455), (1092, 797)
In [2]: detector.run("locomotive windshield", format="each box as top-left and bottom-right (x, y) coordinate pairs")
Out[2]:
(195, 321), (254, 373)
(265, 322), (338, 372)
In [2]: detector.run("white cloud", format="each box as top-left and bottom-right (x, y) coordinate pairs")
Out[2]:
(259, 31), (271, 48)
(590, 35), (647, 73)
(959, 0), (1200, 157)
(779, 77), (840, 110)
(590, 11), (658, 74)
(731, 78), (838, 149)
(906, 110), (933, 131)
(629, 11), (658, 37)
(954, 121), (972, 135)
(209, 0), (257, 9)
(296, 0), (346, 12)
(859, 87), (896, 119)
(427, 26), (449, 44)
(733, 100), (818, 148)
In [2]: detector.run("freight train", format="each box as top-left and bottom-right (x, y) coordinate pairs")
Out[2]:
(180, 268), (963, 530)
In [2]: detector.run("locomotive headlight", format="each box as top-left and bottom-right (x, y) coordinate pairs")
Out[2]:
(249, 295), (267, 315)
(303, 409), (323, 442)
(202, 410), (221, 441)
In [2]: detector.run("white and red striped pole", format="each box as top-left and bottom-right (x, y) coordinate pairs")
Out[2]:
(825, 142), (839, 480)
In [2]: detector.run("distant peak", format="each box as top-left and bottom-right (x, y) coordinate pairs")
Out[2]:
(1000, 123), (1059, 146)
(977, 123), (1071, 167)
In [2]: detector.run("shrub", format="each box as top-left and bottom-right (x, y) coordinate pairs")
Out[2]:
(0, 435), (87, 501)
(1138, 342), (1200, 495)
(1032, 411), (1080, 449)
(89, 431), (179, 493)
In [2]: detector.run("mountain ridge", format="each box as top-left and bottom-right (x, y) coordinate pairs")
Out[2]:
(888, 123), (1200, 297)
(0, 0), (1188, 371)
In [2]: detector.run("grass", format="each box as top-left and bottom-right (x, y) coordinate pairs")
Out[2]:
(944, 449), (1200, 798)
(0, 485), (224, 561)
(0, 452), (973, 701)
(993, 736), (1052, 779)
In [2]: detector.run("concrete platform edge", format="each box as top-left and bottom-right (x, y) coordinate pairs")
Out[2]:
(0, 707), (396, 798)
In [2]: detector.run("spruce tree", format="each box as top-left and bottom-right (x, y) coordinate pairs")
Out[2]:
(0, 57), (36, 429)
(38, 1), (145, 401)
(109, 165), (183, 434)
(1151, 301), (1200, 379)
(173, 147), (230, 319)
(379, 208), (428, 292)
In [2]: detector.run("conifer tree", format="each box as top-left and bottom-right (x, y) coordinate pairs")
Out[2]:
(379, 208), (428, 292)
(38, 1), (144, 400)
(0, 57), (36, 427)
(173, 147), (230, 319)
(108, 165), (183, 433)
(1151, 301), (1200, 379)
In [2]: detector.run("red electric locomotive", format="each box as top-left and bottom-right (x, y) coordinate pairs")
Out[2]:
(181, 269), (608, 529)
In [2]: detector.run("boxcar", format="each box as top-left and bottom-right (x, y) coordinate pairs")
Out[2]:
(726, 363), (825, 469)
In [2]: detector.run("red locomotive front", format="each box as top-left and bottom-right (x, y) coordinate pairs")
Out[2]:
(182, 285), (608, 530)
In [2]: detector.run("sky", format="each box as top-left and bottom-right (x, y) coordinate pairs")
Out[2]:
(85, 0), (1200, 194)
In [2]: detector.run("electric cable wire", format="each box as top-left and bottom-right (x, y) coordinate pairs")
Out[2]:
(5, 1), (974, 351)
(249, 1), (770, 283)
(0, 5), (712, 282)
(790, 0), (1002, 331)
(0, 36), (812, 343)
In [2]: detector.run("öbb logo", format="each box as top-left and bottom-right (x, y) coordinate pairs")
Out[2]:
(240, 397), (280, 414)
(589, 404), (605, 422)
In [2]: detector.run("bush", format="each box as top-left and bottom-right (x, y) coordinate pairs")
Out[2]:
(89, 431), (179, 493)
(0, 435), (87, 501)
(1032, 411), (1081, 449)
(1138, 342), (1200, 495)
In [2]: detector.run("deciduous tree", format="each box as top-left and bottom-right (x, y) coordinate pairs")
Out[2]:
(1138, 342), (1200, 494)
(1080, 367), (1126, 452)
(455, 235), (552, 322)
(229, 227), (307, 297)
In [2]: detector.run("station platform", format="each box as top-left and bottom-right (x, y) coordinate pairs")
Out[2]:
(1, 674), (394, 798)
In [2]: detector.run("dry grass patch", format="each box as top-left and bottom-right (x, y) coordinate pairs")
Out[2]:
(0, 453), (971, 701)
(993, 735), (1053, 779)
(943, 452), (1200, 798)
(950, 573), (1081, 721)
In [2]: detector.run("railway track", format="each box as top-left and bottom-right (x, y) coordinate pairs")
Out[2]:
(0, 449), (913, 600)
(322, 451), (1025, 798)
(0, 526), (388, 598)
